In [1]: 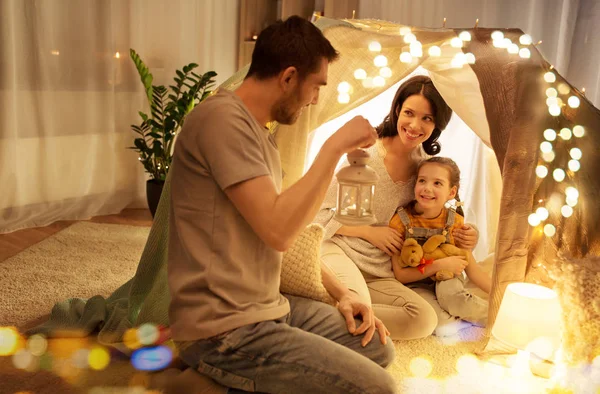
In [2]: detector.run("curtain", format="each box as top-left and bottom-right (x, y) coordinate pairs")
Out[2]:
(0, 0), (239, 233)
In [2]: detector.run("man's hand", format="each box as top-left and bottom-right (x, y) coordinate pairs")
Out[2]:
(337, 292), (390, 347)
(363, 226), (404, 256)
(453, 224), (478, 250)
(326, 116), (378, 156)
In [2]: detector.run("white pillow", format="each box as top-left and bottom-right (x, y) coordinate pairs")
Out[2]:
(280, 224), (336, 305)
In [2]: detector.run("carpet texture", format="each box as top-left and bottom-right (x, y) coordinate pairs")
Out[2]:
(1, 222), (548, 393)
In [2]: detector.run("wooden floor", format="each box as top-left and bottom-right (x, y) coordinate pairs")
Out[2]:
(0, 209), (153, 263)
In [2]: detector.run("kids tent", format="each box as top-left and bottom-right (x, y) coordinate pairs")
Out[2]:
(30, 16), (600, 364)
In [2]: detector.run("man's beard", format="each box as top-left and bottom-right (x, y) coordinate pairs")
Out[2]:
(273, 94), (302, 125)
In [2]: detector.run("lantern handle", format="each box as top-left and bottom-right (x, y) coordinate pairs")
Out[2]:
(347, 149), (370, 165)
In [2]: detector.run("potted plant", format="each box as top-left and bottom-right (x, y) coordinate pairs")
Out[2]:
(128, 49), (217, 217)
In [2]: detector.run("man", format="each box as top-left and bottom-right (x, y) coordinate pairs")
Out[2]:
(167, 15), (396, 394)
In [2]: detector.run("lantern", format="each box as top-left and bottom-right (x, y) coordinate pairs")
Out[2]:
(334, 149), (379, 226)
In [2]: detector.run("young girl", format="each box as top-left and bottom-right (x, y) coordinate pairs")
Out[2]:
(389, 157), (491, 335)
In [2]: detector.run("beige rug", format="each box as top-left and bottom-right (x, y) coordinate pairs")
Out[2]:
(0, 222), (549, 393)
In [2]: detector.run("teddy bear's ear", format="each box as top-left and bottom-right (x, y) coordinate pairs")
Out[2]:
(404, 238), (418, 247)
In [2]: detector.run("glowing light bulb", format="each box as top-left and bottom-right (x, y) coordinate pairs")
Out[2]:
(503, 38), (512, 47)
(0, 327), (19, 356)
(519, 48), (531, 58)
(543, 129), (557, 141)
(536, 207), (549, 220)
(353, 69), (367, 80)
(428, 46), (441, 56)
(410, 41), (423, 57)
(368, 41), (381, 52)
(337, 81), (351, 94)
(88, 347), (110, 370)
(465, 53), (476, 64)
(568, 160), (580, 172)
(546, 97), (558, 107)
(572, 125), (585, 138)
(450, 37), (463, 48)
(404, 33), (417, 43)
(399, 27), (412, 36)
(399, 52), (413, 63)
(565, 187), (579, 199)
(451, 53), (466, 68)
(12, 349), (34, 370)
(508, 44), (519, 54)
(553, 169), (566, 182)
(409, 357), (433, 378)
(520, 34), (533, 45)
(459, 31), (472, 41)
(337, 93), (350, 103)
(542, 151), (555, 162)
(558, 83), (570, 95)
(491, 31), (504, 41)
(570, 148), (582, 160)
(361, 77), (374, 88)
(566, 196), (578, 207)
(559, 128), (572, 140)
(561, 205), (573, 217)
(546, 88), (557, 98)
(26, 334), (48, 357)
(540, 141), (553, 153)
(568, 96), (580, 108)
(528, 213), (541, 226)
(373, 76), (385, 87)
(544, 224), (556, 237)
(535, 165), (548, 178)
(374, 55), (388, 67)
(548, 105), (561, 116)
(544, 72), (556, 83)
(379, 67), (392, 78)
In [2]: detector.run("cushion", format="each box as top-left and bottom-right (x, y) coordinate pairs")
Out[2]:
(280, 224), (336, 305)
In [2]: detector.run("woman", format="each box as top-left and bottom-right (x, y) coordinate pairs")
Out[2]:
(313, 75), (479, 339)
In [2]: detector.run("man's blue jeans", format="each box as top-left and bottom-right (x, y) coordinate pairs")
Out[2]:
(177, 294), (397, 394)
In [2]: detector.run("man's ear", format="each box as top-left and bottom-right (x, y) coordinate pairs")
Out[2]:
(280, 66), (298, 92)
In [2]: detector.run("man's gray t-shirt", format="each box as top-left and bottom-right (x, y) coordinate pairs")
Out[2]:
(168, 88), (290, 341)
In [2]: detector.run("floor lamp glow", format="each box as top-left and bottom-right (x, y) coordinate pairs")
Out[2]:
(491, 282), (562, 375)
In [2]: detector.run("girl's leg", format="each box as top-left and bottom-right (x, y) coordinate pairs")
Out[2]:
(366, 278), (438, 340)
(320, 240), (372, 304)
(435, 277), (489, 327)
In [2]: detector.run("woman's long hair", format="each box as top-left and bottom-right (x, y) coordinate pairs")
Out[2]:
(376, 75), (452, 155)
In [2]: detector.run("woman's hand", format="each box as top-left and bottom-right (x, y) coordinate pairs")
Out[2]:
(337, 292), (390, 347)
(363, 227), (404, 256)
(453, 224), (478, 250)
(435, 255), (468, 275)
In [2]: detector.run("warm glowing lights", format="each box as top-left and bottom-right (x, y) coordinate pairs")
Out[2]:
(409, 41), (423, 57)
(12, 349), (35, 370)
(399, 26), (412, 36)
(465, 53), (476, 64)
(572, 125), (585, 137)
(570, 148), (582, 160)
(561, 205), (573, 217)
(88, 347), (110, 370)
(568, 159), (581, 172)
(451, 53), (467, 68)
(404, 33), (417, 43)
(559, 128), (572, 140)
(137, 323), (160, 346)
(557, 83), (571, 95)
(544, 72), (556, 83)
(528, 213), (541, 226)
(507, 44), (519, 54)
(114, 52), (121, 59)
(543, 129), (557, 141)
(399, 52), (413, 63)
(368, 41), (381, 52)
(379, 67), (392, 78)
(51, 50), (60, 55)
(520, 34), (533, 45)
(542, 151), (555, 162)
(566, 196), (578, 207)
(72, 348), (90, 369)
(337, 93), (350, 104)
(450, 37), (463, 48)
(409, 356), (433, 378)
(353, 69), (367, 80)
(456, 355), (480, 376)
(546, 97), (558, 107)
(535, 165), (548, 178)
(337, 81), (351, 94)
(459, 31), (472, 41)
(372, 76), (386, 87)
(540, 141), (553, 153)
(543, 224), (556, 237)
(491, 31), (504, 41)
(428, 46), (441, 57)
(548, 105), (561, 116)
(536, 207), (549, 221)
(0, 327), (19, 356)
(553, 168), (566, 182)
(124, 328), (142, 350)
(26, 334), (48, 357)
(567, 96), (580, 108)
(361, 77), (374, 88)
(546, 88), (558, 98)
(374, 55), (388, 67)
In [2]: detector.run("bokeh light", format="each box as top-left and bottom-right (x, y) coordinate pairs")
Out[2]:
(88, 347), (111, 370)
(0, 327), (20, 356)
(131, 346), (173, 371)
(409, 356), (433, 378)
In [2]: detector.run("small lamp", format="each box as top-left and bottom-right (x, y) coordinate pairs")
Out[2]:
(334, 149), (379, 226)
(492, 282), (562, 370)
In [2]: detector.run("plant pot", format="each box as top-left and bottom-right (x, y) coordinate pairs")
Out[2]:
(146, 179), (165, 218)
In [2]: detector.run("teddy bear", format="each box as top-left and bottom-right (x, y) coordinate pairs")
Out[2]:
(392, 234), (469, 281)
